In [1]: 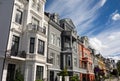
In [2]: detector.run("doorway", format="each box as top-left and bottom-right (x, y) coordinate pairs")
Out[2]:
(6, 64), (16, 81)
(50, 71), (54, 81)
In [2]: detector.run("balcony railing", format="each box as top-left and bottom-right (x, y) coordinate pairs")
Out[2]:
(47, 58), (53, 64)
(27, 23), (46, 35)
(6, 50), (26, 58)
(62, 47), (72, 52)
(62, 31), (77, 39)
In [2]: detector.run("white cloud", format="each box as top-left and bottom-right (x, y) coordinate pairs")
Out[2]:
(46, 0), (120, 61)
(112, 13), (120, 21)
(46, 0), (105, 35)
(108, 56), (120, 62)
(88, 20), (120, 60)
(108, 35), (115, 40)
(100, 0), (107, 7)
(89, 38), (107, 51)
(90, 30), (120, 59)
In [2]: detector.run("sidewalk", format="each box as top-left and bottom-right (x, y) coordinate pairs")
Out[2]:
(105, 76), (120, 81)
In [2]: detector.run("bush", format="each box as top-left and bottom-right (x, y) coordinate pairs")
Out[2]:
(58, 67), (68, 76)
(36, 80), (43, 81)
(70, 75), (79, 81)
(14, 69), (24, 81)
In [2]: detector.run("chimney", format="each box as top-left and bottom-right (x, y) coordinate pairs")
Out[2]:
(52, 13), (59, 23)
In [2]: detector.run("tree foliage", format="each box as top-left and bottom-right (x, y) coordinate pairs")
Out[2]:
(14, 69), (24, 81)
(116, 60), (120, 75)
(58, 67), (68, 76)
(36, 80), (43, 81)
(70, 75), (79, 81)
(111, 69), (118, 76)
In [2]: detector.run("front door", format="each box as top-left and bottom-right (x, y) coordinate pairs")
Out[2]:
(50, 71), (54, 81)
(6, 64), (16, 81)
(82, 74), (87, 81)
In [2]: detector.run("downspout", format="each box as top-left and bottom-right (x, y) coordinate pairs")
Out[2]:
(47, 16), (50, 81)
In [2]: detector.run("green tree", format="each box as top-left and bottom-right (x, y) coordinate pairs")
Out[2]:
(116, 60), (120, 75)
(58, 67), (68, 81)
(70, 75), (79, 81)
(14, 69), (24, 81)
(58, 67), (68, 76)
(36, 80), (43, 81)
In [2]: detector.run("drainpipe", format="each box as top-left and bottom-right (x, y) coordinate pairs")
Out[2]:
(46, 15), (50, 81)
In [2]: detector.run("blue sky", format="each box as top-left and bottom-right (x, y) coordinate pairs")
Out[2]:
(45, 0), (120, 60)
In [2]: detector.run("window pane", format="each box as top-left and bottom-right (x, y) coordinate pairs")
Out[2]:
(11, 35), (20, 56)
(32, 17), (39, 26)
(15, 9), (22, 24)
(38, 39), (44, 55)
(32, 0), (36, 7)
(57, 55), (60, 66)
(57, 37), (60, 47)
(74, 58), (77, 67)
(50, 34), (54, 44)
(29, 37), (35, 53)
(67, 55), (71, 67)
(36, 66), (44, 80)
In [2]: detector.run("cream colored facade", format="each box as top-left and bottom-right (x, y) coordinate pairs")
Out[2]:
(0, 0), (48, 81)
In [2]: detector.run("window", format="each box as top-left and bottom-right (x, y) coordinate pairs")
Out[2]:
(64, 38), (70, 47)
(6, 64), (16, 81)
(50, 33), (57, 45)
(57, 37), (60, 47)
(67, 55), (71, 67)
(84, 63), (87, 69)
(79, 61), (82, 68)
(15, 9), (22, 24)
(72, 42), (77, 52)
(29, 37), (35, 53)
(11, 35), (20, 56)
(57, 55), (60, 66)
(50, 53), (55, 64)
(50, 33), (54, 44)
(74, 58), (77, 67)
(32, 0), (36, 8)
(53, 35), (56, 45)
(37, 3), (40, 12)
(38, 39), (44, 55)
(32, 17), (39, 28)
(84, 53), (88, 58)
(36, 66), (44, 80)
(43, 26), (46, 34)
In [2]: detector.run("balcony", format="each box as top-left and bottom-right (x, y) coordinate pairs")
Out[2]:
(26, 54), (46, 62)
(6, 50), (26, 60)
(47, 57), (53, 64)
(82, 57), (89, 62)
(62, 31), (77, 39)
(27, 23), (46, 35)
(79, 68), (87, 73)
(62, 47), (72, 53)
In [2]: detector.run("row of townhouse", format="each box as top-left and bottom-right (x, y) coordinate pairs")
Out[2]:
(0, 0), (115, 81)
(94, 54), (117, 78)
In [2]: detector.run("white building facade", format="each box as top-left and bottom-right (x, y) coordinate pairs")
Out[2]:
(0, 0), (48, 81)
